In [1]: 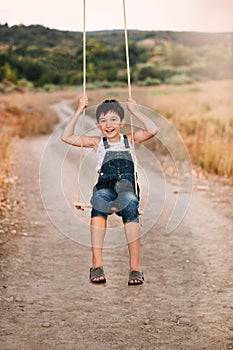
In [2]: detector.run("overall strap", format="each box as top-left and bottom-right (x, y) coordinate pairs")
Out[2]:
(123, 134), (130, 149)
(103, 137), (110, 149)
(103, 135), (129, 149)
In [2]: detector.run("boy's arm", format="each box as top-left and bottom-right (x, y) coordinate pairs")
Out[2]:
(126, 98), (159, 143)
(61, 96), (100, 148)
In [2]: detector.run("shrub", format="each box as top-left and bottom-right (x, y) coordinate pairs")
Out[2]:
(165, 74), (193, 85)
(137, 78), (161, 86)
(153, 65), (177, 82)
(136, 63), (157, 81)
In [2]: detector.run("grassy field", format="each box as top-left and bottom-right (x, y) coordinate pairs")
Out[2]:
(144, 80), (233, 180)
(0, 80), (232, 217)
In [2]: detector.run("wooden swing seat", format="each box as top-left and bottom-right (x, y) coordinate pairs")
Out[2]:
(74, 203), (119, 212)
(74, 202), (92, 211)
(74, 202), (142, 215)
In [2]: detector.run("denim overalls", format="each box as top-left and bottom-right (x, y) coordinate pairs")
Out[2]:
(91, 135), (140, 223)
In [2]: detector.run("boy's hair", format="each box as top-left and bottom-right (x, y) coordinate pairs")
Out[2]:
(96, 99), (124, 122)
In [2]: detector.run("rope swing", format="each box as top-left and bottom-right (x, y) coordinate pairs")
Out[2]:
(75, 0), (91, 210)
(123, 0), (138, 197)
(74, 0), (138, 210)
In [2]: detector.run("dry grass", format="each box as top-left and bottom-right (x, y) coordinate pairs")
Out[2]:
(0, 91), (63, 218)
(147, 80), (233, 180)
(0, 92), (61, 137)
(0, 125), (14, 219)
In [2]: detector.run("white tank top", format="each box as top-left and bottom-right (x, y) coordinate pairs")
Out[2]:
(95, 134), (133, 172)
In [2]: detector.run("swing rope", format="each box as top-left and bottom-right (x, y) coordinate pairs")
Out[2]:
(76, 0), (87, 206)
(123, 0), (131, 100)
(122, 0), (138, 197)
(75, 0), (138, 208)
(83, 0), (86, 98)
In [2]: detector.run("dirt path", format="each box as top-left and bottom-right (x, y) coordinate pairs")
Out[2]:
(1, 102), (233, 350)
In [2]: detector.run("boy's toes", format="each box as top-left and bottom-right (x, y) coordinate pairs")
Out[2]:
(90, 267), (106, 284)
(128, 271), (144, 286)
(129, 279), (142, 285)
(90, 276), (106, 284)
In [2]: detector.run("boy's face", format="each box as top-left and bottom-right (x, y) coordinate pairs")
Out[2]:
(96, 111), (125, 142)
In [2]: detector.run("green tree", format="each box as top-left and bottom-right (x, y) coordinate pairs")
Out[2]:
(0, 63), (17, 82)
(23, 61), (44, 83)
(136, 63), (157, 81)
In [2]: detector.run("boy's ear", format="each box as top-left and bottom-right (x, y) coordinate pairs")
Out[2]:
(96, 121), (101, 130)
(120, 118), (126, 128)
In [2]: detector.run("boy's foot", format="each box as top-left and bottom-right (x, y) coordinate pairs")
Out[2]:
(128, 270), (144, 286)
(90, 267), (106, 284)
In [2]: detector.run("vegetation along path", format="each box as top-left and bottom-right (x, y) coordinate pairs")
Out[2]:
(0, 99), (233, 350)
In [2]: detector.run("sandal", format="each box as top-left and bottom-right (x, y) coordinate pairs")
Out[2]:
(128, 270), (144, 286)
(90, 267), (106, 284)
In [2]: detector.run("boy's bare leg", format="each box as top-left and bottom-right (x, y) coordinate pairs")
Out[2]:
(90, 216), (107, 282)
(124, 222), (142, 284)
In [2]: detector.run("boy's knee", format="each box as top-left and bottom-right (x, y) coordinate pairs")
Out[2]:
(91, 188), (116, 214)
(118, 191), (139, 208)
(117, 191), (139, 223)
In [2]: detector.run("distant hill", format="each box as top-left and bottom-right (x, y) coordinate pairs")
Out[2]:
(0, 24), (82, 49)
(0, 24), (232, 89)
(0, 23), (231, 48)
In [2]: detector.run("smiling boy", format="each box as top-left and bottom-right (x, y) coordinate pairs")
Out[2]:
(61, 96), (158, 285)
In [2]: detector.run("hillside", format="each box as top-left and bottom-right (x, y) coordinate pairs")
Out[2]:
(0, 24), (232, 89)
(0, 23), (231, 48)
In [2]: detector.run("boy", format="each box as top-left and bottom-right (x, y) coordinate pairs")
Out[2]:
(61, 96), (158, 285)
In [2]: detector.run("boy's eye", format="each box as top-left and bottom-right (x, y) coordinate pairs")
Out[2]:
(99, 117), (119, 124)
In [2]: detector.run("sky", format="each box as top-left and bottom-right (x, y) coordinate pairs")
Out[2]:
(1, 0), (233, 33)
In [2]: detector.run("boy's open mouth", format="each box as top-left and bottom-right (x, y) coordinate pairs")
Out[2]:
(105, 128), (115, 133)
